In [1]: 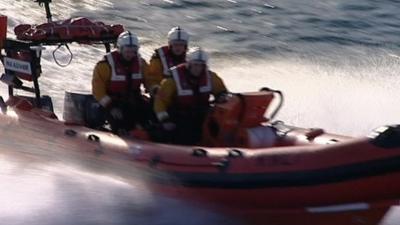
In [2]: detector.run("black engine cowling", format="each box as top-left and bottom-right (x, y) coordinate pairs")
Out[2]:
(369, 125), (400, 148)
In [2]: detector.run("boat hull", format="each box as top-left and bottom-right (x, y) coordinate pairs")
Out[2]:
(1, 104), (400, 224)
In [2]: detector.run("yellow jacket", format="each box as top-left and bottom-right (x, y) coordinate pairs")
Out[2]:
(92, 57), (150, 107)
(147, 56), (164, 92)
(147, 47), (186, 94)
(154, 71), (227, 121)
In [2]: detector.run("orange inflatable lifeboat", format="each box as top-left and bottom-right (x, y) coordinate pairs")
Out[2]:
(130, 92), (400, 225)
(2, 90), (400, 225)
(1, 12), (400, 225)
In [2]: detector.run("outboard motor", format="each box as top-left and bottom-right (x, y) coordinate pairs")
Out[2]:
(63, 91), (105, 128)
(369, 125), (400, 148)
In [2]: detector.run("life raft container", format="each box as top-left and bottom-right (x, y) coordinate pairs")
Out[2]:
(14, 17), (124, 43)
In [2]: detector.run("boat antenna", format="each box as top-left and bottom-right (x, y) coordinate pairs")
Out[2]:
(34, 0), (53, 22)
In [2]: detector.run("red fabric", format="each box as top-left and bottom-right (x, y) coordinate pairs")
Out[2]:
(161, 46), (174, 67)
(107, 51), (143, 95)
(14, 17), (124, 42)
(159, 46), (186, 68)
(0, 15), (8, 44)
(173, 64), (210, 110)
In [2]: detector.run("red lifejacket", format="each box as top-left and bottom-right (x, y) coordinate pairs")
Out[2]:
(170, 64), (212, 111)
(105, 51), (143, 96)
(156, 46), (185, 76)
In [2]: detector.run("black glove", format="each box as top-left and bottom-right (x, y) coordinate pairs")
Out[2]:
(109, 107), (123, 120)
(150, 85), (160, 97)
(215, 92), (229, 104)
(162, 119), (176, 131)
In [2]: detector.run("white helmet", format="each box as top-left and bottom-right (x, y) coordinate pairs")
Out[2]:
(186, 47), (209, 65)
(117, 31), (139, 50)
(167, 27), (189, 43)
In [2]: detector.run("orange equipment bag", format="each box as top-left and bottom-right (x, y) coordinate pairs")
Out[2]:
(203, 91), (275, 147)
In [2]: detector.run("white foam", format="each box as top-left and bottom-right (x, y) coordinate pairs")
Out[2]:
(214, 56), (400, 136)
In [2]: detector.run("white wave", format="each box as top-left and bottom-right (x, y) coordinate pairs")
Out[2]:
(215, 55), (400, 136)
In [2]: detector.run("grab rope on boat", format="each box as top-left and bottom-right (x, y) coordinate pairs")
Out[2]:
(52, 44), (73, 67)
(259, 87), (284, 120)
(0, 96), (7, 114)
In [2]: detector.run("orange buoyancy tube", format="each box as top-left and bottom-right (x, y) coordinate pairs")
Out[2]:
(131, 130), (400, 213)
(170, 63), (212, 110)
(105, 50), (143, 96)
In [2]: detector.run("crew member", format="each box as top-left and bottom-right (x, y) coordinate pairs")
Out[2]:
(92, 31), (150, 134)
(154, 47), (227, 145)
(147, 27), (190, 96)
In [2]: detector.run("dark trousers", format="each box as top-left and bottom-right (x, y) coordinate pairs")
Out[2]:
(106, 97), (151, 134)
(173, 114), (205, 145)
(152, 109), (208, 145)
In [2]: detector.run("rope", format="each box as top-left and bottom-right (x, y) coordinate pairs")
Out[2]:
(52, 44), (73, 67)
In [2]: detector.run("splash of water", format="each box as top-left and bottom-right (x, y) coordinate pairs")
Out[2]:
(214, 52), (400, 136)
